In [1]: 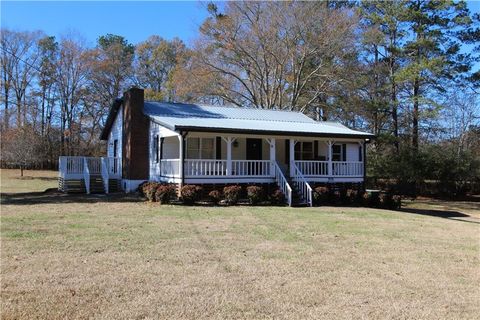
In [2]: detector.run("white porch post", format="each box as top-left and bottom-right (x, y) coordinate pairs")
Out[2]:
(266, 138), (276, 175)
(289, 139), (295, 177)
(327, 140), (333, 177)
(222, 137), (233, 176)
(178, 135), (184, 189)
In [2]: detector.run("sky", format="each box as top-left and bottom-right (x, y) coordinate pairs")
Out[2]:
(1, 0), (479, 48)
(1, 1), (211, 46)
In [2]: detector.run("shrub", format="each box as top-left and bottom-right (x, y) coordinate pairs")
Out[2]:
(363, 191), (380, 207)
(345, 189), (358, 205)
(139, 181), (156, 197)
(208, 190), (222, 205)
(380, 193), (402, 209)
(246, 185), (264, 205)
(223, 185), (242, 205)
(181, 185), (203, 204)
(313, 186), (329, 205)
(392, 195), (402, 209)
(270, 189), (286, 205)
(145, 183), (159, 202)
(155, 184), (176, 204)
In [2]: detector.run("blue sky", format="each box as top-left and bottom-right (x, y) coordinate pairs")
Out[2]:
(1, 0), (479, 48)
(1, 1), (210, 46)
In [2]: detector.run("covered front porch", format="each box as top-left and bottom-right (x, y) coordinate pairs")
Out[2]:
(151, 130), (365, 184)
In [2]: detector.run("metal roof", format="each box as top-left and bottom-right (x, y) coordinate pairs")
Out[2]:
(144, 101), (374, 138)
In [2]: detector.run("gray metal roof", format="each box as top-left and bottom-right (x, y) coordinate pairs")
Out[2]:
(144, 101), (374, 138)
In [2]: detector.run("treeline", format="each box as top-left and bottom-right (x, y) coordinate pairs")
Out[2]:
(1, 1), (479, 195)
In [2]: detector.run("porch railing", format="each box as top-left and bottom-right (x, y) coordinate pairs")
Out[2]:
(159, 159), (181, 178)
(332, 161), (363, 176)
(294, 160), (363, 177)
(231, 160), (272, 177)
(185, 159), (227, 176)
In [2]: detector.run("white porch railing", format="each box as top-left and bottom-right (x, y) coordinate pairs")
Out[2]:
(332, 161), (363, 176)
(59, 156), (121, 193)
(295, 160), (328, 176)
(294, 160), (363, 177)
(273, 162), (292, 206)
(292, 164), (313, 206)
(185, 159), (227, 176)
(231, 160), (272, 177)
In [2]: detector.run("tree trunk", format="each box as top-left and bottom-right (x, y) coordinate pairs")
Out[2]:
(412, 77), (419, 150)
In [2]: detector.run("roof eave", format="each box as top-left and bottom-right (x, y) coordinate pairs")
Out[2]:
(100, 98), (123, 140)
(173, 125), (375, 139)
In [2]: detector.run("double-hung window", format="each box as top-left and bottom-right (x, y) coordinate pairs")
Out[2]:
(187, 137), (215, 159)
(294, 142), (314, 160)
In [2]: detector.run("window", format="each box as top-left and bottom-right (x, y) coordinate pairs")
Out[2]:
(358, 145), (363, 161)
(295, 142), (314, 160)
(332, 144), (346, 161)
(187, 137), (215, 159)
(113, 139), (118, 157)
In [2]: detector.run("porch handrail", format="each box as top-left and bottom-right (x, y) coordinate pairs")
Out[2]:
(231, 160), (273, 177)
(83, 157), (90, 194)
(273, 161), (292, 206)
(185, 159), (227, 177)
(292, 164), (313, 207)
(101, 157), (109, 194)
(294, 160), (329, 177)
(332, 161), (363, 176)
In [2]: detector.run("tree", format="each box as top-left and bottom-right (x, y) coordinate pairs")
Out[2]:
(37, 35), (58, 136)
(133, 35), (186, 101)
(190, 2), (358, 110)
(0, 126), (42, 176)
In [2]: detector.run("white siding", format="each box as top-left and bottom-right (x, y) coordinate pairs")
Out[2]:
(107, 105), (123, 163)
(149, 121), (180, 180)
(346, 143), (361, 161)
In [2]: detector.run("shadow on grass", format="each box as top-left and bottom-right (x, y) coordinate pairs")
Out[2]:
(397, 207), (479, 224)
(0, 188), (143, 206)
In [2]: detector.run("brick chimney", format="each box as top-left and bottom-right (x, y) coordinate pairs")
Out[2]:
(122, 88), (149, 181)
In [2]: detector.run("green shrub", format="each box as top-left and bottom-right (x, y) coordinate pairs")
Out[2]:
(155, 184), (176, 204)
(246, 185), (264, 205)
(313, 186), (329, 206)
(223, 185), (242, 205)
(181, 185), (203, 204)
(208, 190), (222, 205)
(270, 189), (286, 205)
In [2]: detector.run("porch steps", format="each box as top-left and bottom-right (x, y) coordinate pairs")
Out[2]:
(108, 179), (121, 193)
(286, 178), (309, 207)
(89, 175), (105, 194)
(58, 178), (86, 193)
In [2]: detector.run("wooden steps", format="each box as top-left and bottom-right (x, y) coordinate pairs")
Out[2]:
(58, 177), (122, 194)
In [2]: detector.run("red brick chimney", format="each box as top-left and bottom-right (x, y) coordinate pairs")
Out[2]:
(122, 88), (149, 181)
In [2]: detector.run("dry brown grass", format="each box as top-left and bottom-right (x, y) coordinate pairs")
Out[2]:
(1, 170), (479, 319)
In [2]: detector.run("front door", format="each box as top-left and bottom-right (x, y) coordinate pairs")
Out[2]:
(246, 138), (263, 175)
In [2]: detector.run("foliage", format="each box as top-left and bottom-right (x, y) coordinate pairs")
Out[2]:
(145, 183), (159, 202)
(246, 185), (264, 205)
(270, 189), (286, 205)
(208, 190), (222, 205)
(180, 185), (203, 204)
(313, 186), (330, 206)
(223, 185), (242, 205)
(155, 184), (176, 204)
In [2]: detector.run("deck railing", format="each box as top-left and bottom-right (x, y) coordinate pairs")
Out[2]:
(59, 156), (121, 193)
(295, 160), (328, 176)
(231, 160), (272, 177)
(159, 159), (181, 178)
(185, 159), (227, 176)
(332, 161), (363, 176)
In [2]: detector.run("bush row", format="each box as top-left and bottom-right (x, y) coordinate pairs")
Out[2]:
(312, 186), (401, 209)
(138, 182), (286, 206)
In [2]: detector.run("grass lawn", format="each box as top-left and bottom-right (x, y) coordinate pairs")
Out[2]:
(1, 169), (479, 319)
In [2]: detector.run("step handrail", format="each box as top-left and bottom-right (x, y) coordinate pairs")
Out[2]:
(83, 157), (90, 194)
(292, 164), (313, 207)
(273, 161), (293, 206)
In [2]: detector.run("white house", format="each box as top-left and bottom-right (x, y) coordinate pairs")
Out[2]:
(59, 88), (374, 206)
